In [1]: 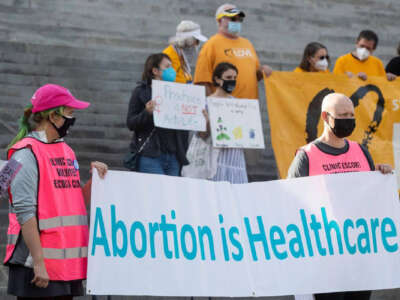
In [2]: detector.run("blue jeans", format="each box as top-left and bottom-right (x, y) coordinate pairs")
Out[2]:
(137, 153), (181, 176)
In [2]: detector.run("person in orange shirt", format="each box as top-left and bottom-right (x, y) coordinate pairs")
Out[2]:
(194, 3), (273, 99)
(163, 20), (208, 84)
(333, 30), (396, 81)
(294, 42), (330, 73)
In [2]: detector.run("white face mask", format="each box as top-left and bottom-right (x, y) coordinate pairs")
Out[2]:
(315, 58), (328, 71)
(356, 47), (370, 61)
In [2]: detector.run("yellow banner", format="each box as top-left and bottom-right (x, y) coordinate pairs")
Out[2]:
(265, 72), (400, 181)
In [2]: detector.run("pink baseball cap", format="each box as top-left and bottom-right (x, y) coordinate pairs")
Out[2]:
(31, 84), (90, 113)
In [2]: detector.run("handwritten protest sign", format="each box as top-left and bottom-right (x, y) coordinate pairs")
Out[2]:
(207, 97), (265, 149)
(0, 159), (22, 193)
(152, 80), (206, 131)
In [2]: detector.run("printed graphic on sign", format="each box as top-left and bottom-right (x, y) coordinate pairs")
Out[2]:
(207, 97), (265, 149)
(0, 159), (22, 193)
(152, 80), (206, 131)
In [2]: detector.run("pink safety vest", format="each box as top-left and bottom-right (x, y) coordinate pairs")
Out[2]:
(4, 137), (88, 281)
(300, 140), (371, 176)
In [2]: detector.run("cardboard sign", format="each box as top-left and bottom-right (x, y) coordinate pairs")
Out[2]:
(207, 97), (265, 148)
(152, 80), (206, 131)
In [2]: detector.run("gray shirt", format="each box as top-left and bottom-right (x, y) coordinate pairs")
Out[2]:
(287, 139), (375, 178)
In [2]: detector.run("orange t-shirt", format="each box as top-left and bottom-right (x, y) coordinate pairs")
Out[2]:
(333, 53), (386, 77)
(293, 67), (330, 73)
(194, 33), (260, 99)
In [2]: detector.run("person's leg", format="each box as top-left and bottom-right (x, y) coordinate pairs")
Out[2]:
(137, 155), (165, 175)
(163, 154), (181, 176)
(314, 292), (345, 300)
(344, 290), (371, 300)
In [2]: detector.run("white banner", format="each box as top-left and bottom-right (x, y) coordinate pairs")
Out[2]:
(152, 80), (206, 131)
(87, 171), (400, 296)
(207, 97), (265, 149)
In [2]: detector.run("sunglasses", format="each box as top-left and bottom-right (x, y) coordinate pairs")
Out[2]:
(318, 55), (330, 60)
(229, 16), (243, 22)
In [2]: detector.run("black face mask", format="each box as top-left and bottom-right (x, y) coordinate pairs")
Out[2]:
(328, 113), (356, 138)
(220, 79), (236, 94)
(51, 115), (76, 138)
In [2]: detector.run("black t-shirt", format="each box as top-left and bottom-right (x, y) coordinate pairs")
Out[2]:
(287, 139), (375, 178)
(386, 56), (400, 76)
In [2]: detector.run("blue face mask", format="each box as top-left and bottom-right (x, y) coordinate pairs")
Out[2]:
(161, 67), (177, 82)
(228, 21), (241, 34)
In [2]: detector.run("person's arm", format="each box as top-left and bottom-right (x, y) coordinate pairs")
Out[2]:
(386, 72), (397, 81)
(126, 87), (154, 132)
(287, 150), (309, 178)
(194, 41), (214, 96)
(359, 144), (375, 171)
(82, 161), (108, 206)
(333, 56), (353, 77)
(10, 149), (49, 288)
(257, 65), (273, 80)
(198, 109), (211, 139)
(21, 217), (49, 288)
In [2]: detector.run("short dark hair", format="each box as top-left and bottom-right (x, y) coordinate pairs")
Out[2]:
(142, 53), (171, 84)
(212, 62), (238, 86)
(298, 42), (329, 72)
(357, 30), (379, 49)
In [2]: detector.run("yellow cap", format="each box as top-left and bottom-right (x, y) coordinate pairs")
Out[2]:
(215, 6), (245, 20)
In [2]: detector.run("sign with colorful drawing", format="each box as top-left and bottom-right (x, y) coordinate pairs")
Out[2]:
(152, 80), (207, 131)
(207, 97), (265, 149)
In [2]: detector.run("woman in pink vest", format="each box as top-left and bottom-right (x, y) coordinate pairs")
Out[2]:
(288, 93), (392, 300)
(5, 84), (108, 299)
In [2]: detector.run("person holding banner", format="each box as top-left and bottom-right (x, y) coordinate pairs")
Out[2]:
(288, 92), (392, 300)
(163, 20), (208, 84)
(386, 41), (400, 76)
(126, 53), (189, 175)
(199, 62), (248, 183)
(4, 84), (108, 299)
(194, 3), (272, 97)
(294, 42), (330, 73)
(333, 30), (397, 81)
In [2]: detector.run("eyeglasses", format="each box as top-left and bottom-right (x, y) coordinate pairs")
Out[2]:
(318, 55), (329, 60)
(229, 16), (243, 22)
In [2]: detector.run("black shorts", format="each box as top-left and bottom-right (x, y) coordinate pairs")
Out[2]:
(7, 264), (84, 298)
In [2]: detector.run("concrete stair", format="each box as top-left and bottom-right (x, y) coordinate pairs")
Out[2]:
(0, 0), (399, 299)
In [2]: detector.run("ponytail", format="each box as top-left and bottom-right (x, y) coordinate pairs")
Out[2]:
(7, 104), (33, 150)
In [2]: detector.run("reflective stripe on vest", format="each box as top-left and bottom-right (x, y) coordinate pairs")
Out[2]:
(4, 213), (21, 263)
(301, 140), (371, 176)
(5, 137), (88, 281)
(43, 246), (88, 260)
(39, 215), (88, 230)
(7, 234), (18, 246)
